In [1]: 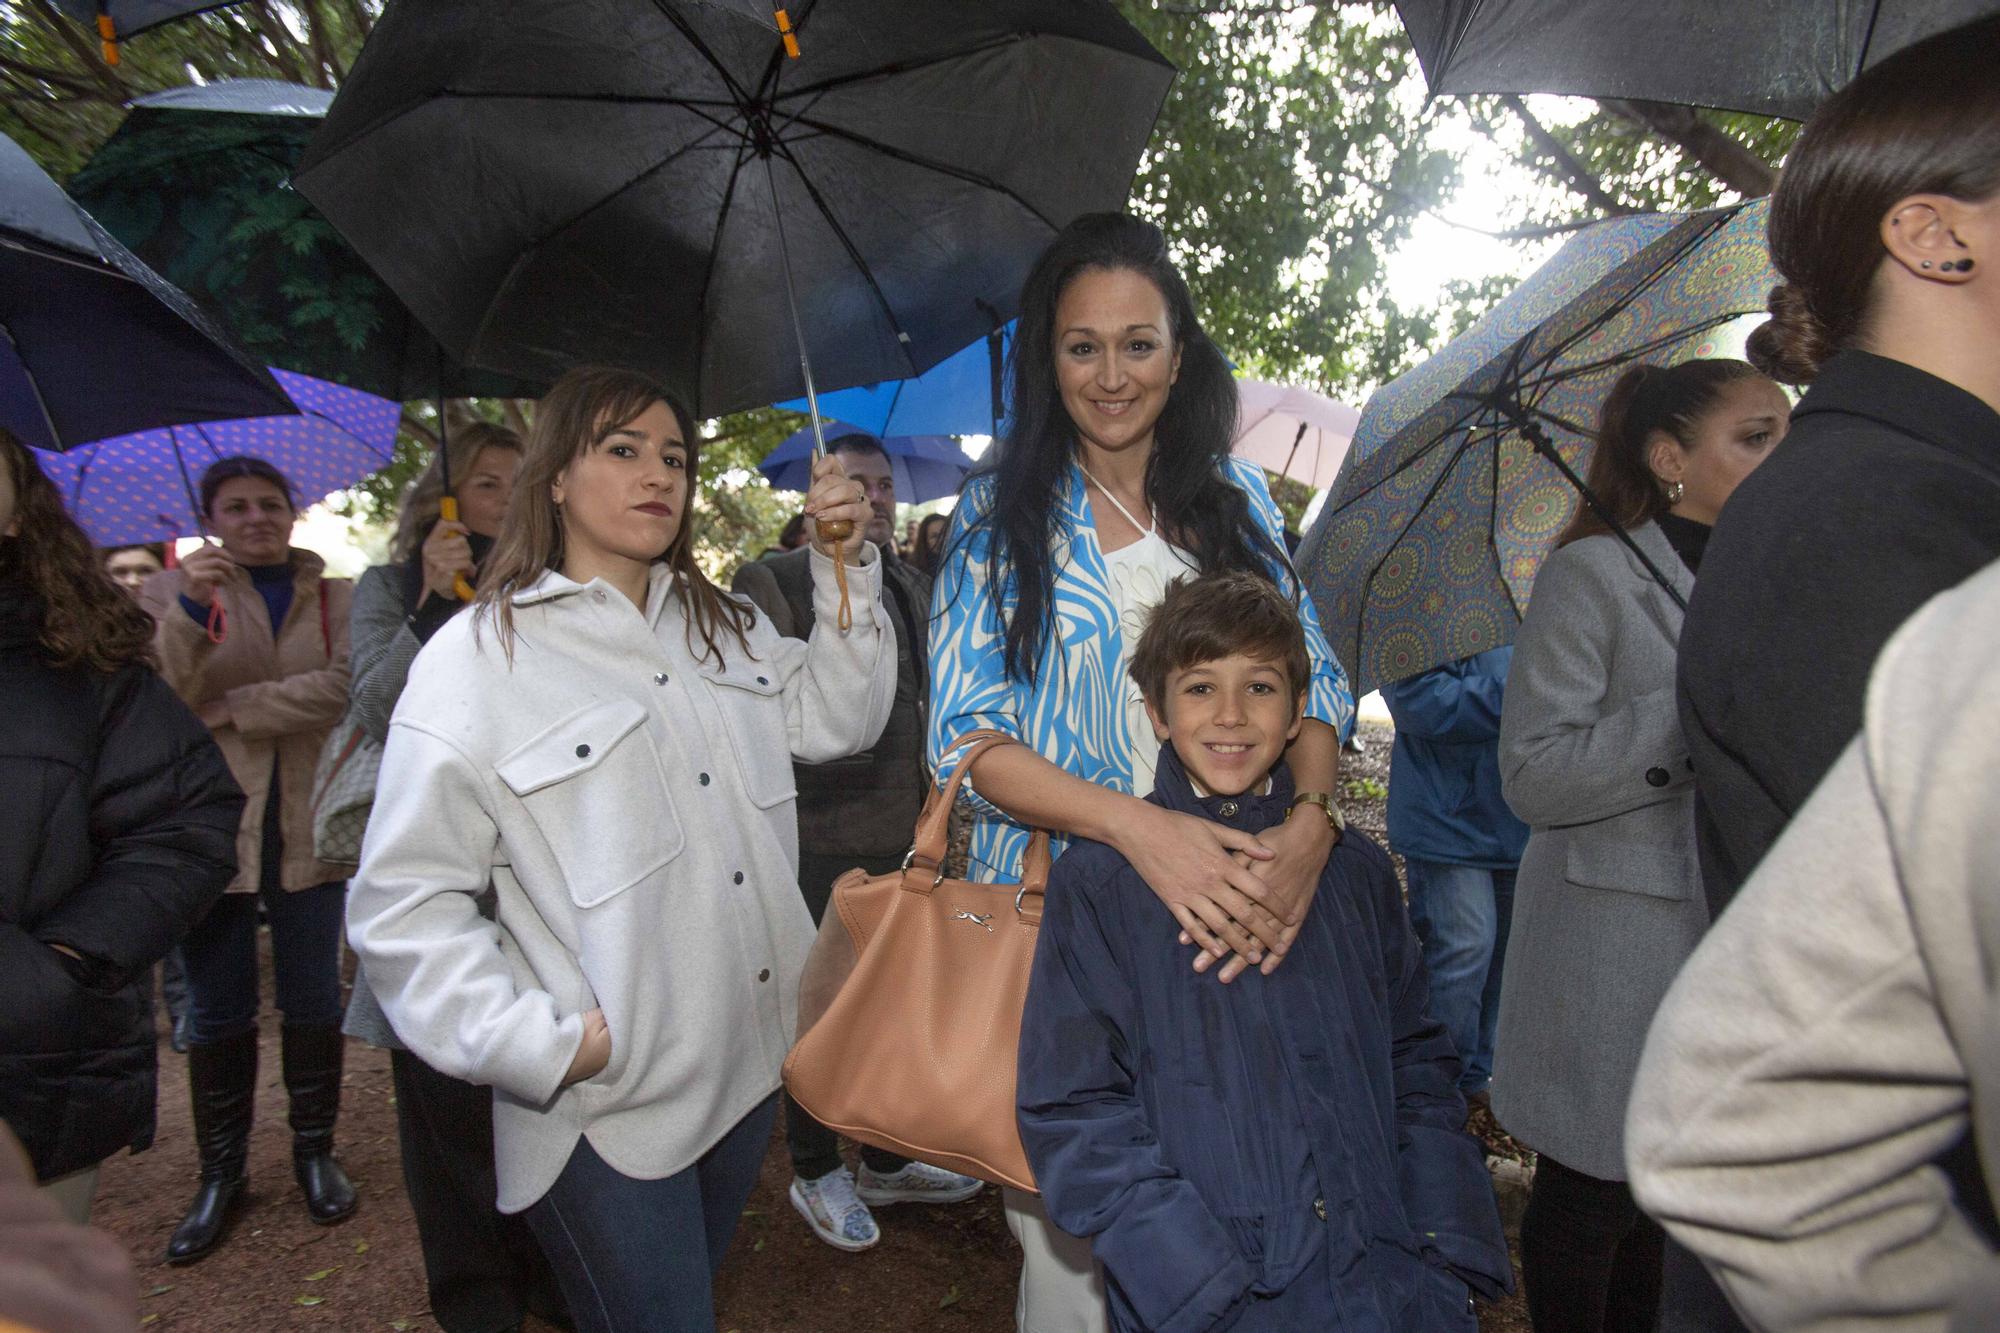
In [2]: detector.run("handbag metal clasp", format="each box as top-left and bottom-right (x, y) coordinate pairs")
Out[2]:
(899, 846), (946, 888)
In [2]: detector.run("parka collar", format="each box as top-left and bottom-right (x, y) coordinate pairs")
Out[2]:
(1147, 739), (1295, 836)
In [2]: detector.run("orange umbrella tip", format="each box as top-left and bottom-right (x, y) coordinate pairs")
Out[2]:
(96, 13), (121, 65)
(775, 7), (800, 58)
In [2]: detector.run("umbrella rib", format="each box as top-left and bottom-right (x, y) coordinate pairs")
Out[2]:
(1514, 214), (1730, 378)
(769, 33), (1039, 103)
(786, 113), (1062, 233)
(767, 135), (920, 379)
(692, 132), (761, 410)
(645, 0), (758, 107)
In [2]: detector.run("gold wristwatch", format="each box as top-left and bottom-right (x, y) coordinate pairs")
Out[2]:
(1288, 790), (1345, 836)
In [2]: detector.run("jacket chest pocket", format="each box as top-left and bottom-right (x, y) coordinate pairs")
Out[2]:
(495, 699), (685, 908)
(697, 660), (798, 810)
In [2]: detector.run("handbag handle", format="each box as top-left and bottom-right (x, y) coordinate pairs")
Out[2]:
(903, 729), (1051, 904)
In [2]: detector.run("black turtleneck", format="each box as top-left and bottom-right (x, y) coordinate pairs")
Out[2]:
(1654, 510), (1711, 576)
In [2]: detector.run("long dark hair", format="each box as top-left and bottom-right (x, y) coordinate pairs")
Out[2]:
(1559, 359), (1764, 547)
(970, 212), (1279, 684)
(0, 429), (156, 672)
(1747, 15), (2000, 384)
(476, 367), (754, 666)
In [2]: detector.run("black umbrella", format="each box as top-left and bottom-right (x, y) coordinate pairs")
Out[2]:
(293, 0), (1173, 421)
(51, 1), (250, 65)
(69, 79), (542, 404)
(0, 130), (294, 453)
(1394, 0), (2000, 119)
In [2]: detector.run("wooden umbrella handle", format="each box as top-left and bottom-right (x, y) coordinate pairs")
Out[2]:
(818, 517), (854, 631)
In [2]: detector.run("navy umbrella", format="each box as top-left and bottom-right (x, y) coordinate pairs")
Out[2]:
(0, 130), (294, 452)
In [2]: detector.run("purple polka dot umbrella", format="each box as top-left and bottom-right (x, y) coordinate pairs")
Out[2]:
(34, 368), (399, 547)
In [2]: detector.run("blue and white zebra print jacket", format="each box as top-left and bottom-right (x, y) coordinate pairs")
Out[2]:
(927, 455), (1354, 882)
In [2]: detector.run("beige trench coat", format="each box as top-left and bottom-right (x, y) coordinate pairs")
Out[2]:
(142, 549), (352, 893)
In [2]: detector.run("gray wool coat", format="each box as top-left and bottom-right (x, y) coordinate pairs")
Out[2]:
(1490, 521), (1710, 1181)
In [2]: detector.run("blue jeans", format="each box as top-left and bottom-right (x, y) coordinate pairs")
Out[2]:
(179, 880), (347, 1045)
(523, 1095), (779, 1333)
(1403, 859), (1515, 1094)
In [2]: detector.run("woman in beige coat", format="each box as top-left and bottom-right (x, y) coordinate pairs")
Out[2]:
(1629, 556), (2000, 1332)
(139, 456), (355, 1262)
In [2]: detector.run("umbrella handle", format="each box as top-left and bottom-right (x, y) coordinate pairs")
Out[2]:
(96, 11), (121, 66)
(439, 497), (477, 601)
(823, 531), (854, 632)
(775, 6), (800, 57)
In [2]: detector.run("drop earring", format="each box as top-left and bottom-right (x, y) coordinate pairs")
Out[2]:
(1664, 479), (1684, 505)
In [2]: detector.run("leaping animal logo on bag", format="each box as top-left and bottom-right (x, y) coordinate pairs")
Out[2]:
(951, 911), (993, 932)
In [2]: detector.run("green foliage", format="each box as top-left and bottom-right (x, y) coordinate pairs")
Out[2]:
(1118, 2), (1461, 393)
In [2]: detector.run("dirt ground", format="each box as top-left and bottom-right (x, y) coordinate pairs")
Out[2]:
(93, 722), (1530, 1331)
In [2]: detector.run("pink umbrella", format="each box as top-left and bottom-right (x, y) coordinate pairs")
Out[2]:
(1232, 379), (1361, 491)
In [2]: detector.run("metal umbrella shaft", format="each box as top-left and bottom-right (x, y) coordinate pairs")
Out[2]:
(768, 155), (854, 629)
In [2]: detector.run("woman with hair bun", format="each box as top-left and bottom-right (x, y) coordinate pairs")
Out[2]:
(1668, 22), (2000, 1327)
(1679, 13), (2000, 920)
(1493, 358), (1788, 1333)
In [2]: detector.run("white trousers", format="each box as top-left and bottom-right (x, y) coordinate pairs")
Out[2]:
(1003, 1186), (1107, 1333)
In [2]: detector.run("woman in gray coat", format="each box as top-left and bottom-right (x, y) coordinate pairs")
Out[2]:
(1492, 358), (1790, 1333)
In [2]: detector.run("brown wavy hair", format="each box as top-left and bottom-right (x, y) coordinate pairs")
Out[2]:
(475, 367), (753, 664)
(1130, 571), (1309, 710)
(0, 429), (156, 672)
(1748, 15), (2000, 384)
(1559, 359), (1765, 548)
(390, 419), (523, 563)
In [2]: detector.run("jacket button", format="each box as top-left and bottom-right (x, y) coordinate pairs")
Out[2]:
(653, 672), (669, 685)
(733, 871), (744, 885)
(1645, 766), (1669, 787)
(592, 589), (606, 601)
(1218, 800), (1238, 818)
(756, 675), (768, 685)
(699, 772), (710, 786)
(1313, 1198), (1326, 1221)
(575, 743), (591, 758)
(757, 968), (770, 983)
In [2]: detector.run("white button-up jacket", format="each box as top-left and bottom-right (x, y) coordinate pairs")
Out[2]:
(348, 549), (893, 1212)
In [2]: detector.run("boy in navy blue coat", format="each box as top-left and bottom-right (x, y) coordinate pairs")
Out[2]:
(1017, 573), (1512, 1333)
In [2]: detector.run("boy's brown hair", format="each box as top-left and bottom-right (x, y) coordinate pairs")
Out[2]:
(1129, 572), (1310, 708)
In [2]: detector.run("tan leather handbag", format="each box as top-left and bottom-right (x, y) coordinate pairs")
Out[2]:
(783, 730), (1049, 1192)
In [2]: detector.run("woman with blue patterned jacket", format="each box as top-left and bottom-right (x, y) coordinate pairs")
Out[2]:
(927, 213), (1354, 1333)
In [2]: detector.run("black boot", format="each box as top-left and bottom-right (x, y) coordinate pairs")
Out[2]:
(166, 1028), (257, 1264)
(283, 1023), (357, 1224)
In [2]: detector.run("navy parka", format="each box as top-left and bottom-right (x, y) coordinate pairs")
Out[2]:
(1017, 745), (1512, 1332)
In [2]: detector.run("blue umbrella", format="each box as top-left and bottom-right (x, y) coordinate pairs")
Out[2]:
(34, 367), (401, 547)
(1298, 197), (1771, 693)
(779, 323), (1013, 438)
(759, 426), (975, 504)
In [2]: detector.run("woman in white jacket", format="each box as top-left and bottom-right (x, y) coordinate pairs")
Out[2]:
(348, 367), (893, 1332)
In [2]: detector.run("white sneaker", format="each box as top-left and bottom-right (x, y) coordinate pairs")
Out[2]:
(855, 1160), (985, 1207)
(789, 1167), (880, 1252)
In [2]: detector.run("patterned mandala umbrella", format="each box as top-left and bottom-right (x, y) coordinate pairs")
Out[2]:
(34, 367), (400, 547)
(1296, 197), (1770, 694)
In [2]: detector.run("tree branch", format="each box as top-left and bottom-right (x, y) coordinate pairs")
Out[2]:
(500, 398), (531, 434)
(247, 1), (312, 85)
(1599, 99), (1779, 198)
(398, 408), (437, 452)
(1495, 94), (1639, 217)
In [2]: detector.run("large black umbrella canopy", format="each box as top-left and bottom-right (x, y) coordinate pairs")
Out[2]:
(294, 0), (1175, 418)
(69, 79), (543, 403)
(1395, 0), (2000, 119)
(0, 130), (294, 452)
(52, 1), (248, 40)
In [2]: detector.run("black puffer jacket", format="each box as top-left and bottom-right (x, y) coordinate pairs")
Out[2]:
(0, 582), (243, 1181)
